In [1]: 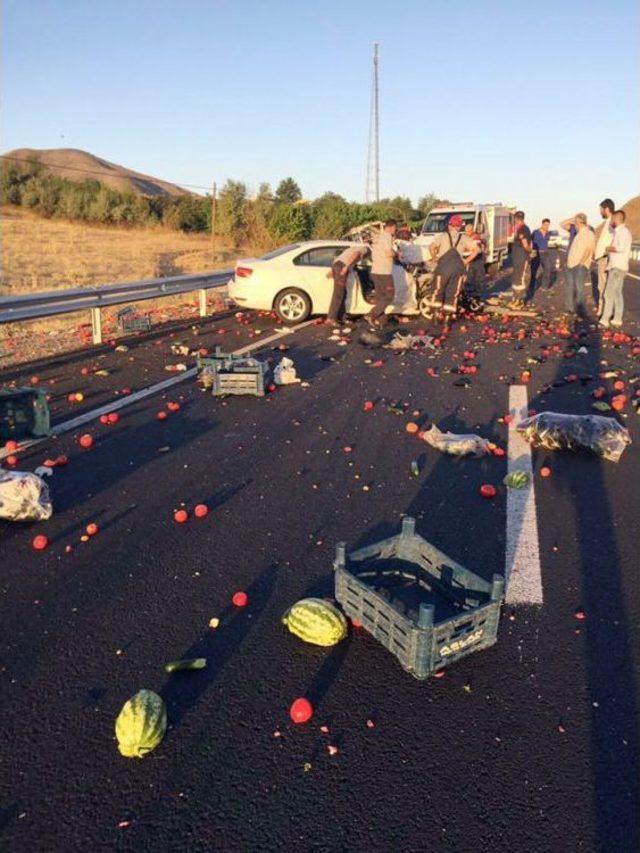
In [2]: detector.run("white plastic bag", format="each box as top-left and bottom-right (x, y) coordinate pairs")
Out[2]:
(0, 470), (53, 521)
(274, 357), (300, 385)
(422, 424), (490, 457)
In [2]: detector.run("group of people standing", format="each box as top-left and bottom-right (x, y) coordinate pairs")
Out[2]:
(326, 200), (633, 330)
(510, 199), (633, 327)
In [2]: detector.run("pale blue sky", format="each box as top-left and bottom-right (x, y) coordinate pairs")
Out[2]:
(2, 0), (639, 226)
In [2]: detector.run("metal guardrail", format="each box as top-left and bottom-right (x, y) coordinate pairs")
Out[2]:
(0, 269), (233, 343)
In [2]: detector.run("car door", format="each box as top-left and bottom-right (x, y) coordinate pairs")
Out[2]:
(292, 246), (345, 313)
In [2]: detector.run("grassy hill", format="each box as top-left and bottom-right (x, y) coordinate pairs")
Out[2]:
(622, 195), (639, 238)
(1, 148), (193, 197)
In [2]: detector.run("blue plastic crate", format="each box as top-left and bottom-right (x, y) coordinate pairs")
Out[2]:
(334, 517), (504, 679)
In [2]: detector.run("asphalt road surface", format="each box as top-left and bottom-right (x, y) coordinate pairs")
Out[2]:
(1, 269), (639, 852)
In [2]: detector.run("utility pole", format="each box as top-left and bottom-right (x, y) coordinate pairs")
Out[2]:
(365, 42), (380, 203)
(211, 181), (217, 240)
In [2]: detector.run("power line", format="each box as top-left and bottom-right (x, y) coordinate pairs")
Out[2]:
(0, 153), (211, 193)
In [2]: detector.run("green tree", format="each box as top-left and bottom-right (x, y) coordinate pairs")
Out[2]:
(275, 177), (302, 204)
(268, 202), (313, 242)
(217, 180), (248, 244)
(312, 195), (356, 239)
(417, 193), (451, 216)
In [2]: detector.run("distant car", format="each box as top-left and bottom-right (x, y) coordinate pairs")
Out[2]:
(228, 241), (423, 324)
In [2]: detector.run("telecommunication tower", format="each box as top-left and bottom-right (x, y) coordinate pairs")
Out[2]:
(365, 42), (380, 203)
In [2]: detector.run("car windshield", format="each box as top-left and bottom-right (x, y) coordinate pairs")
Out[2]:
(421, 212), (475, 234)
(260, 244), (300, 260)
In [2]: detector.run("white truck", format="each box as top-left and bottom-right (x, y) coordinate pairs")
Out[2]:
(413, 203), (513, 272)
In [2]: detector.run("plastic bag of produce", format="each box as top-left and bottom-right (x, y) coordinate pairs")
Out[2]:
(274, 357), (300, 385)
(422, 424), (490, 457)
(0, 469), (53, 521)
(517, 412), (631, 463)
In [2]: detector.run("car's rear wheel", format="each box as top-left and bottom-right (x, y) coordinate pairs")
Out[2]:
(274, 288), (312, 324)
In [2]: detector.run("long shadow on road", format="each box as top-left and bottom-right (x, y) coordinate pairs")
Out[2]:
(528, 318), (639, 848)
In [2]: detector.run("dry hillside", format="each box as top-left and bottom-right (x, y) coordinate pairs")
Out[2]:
(622, 195), (639, 238)
(2, 148), (193, 197)
(0, 206), (238, 295)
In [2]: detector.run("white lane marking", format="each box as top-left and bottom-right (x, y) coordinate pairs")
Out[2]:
(504, 385), (543, 605)
(0, 320), (315, 460)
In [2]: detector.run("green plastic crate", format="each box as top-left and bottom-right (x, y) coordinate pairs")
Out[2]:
(196, 348), (267, 397)
(334, 517), (504, 679)
(0, 388), (51, 442)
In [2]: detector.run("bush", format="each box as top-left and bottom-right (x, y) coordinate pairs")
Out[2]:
(268, 203), (314, 242)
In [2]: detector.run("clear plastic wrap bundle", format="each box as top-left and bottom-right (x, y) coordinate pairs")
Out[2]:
(422, 424), (490, 457)
(517, 412), (631, 463)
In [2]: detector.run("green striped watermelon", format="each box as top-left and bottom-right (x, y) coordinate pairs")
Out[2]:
(115, 689), (167, 758)
(282, 598), (347, 647)
(503, 470), (530, 489)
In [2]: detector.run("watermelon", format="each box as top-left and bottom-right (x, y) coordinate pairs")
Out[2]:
(282, 598), (347, 647)
(115, 689), (167, 758)
(503, 471), (530, 489)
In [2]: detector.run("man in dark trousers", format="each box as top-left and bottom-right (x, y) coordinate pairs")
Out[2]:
(509, 210), (532, 309)
(367, 219), (398, 328)
(463, 222), (486, 308)
(530, 218), (553, 293)
(428, 214), (479, 316)
(325, 244), (368, 326)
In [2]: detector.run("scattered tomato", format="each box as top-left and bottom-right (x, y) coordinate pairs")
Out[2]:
(194, 503), (209, 518)
(289, 697), (313, 724)
(232, 591), (248, 607)
(32, 534), (48, 551)
(173, 509), (188, 523)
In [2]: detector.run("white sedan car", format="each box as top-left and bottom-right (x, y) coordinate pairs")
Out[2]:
(228, 240), (419, 324)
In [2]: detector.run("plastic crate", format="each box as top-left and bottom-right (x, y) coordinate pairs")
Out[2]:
(117, 307), (151, 333)
(197, 348), (267, 397)
(0, 388), (51, 442)
(334, 517), (504, 679)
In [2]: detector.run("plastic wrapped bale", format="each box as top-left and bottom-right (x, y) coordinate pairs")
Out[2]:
(422, 424), (490, 457)
(517, 412), (631, 463)
(0, 470), (53, 521)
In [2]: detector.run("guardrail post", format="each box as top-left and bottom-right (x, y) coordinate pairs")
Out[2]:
(90, 307), (102, 344)
(198, 289), (208, 318)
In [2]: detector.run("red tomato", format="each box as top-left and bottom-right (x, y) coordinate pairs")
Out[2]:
(99, 414), (109, 424)
(4, 440), (18, 452)
(232, 591), (248, 607)
(32, 534), (48, 551)
(79, 434), (93, 448)
(6, 454), (18, 466)
(174, 509), (188, 523)
(480, 484), (497, 499)
(157, 411), (168, 421)
(194, 503), (209, 518)
(289, 697), (313, 724)
(363, 401), (374, 412)
(107, 412), (119, 424)
(540, 467), (552, 478)
(86, 523), (98, 536)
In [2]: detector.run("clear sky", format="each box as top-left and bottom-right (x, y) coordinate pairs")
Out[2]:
(2, 0), (639, 227)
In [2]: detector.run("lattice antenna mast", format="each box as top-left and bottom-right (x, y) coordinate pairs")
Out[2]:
(365, 42), (380, 203)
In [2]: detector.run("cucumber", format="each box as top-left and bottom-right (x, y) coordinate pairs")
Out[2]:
(164, 657), (207, 673)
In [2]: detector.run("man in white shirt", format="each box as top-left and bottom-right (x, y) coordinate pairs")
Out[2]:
(367, 219), (398, 328)
(593, 198), (615, 314)
(601, 209), (632, 328)
(564, 213), (595, 316)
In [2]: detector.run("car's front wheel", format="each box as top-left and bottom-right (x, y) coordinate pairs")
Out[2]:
(274, 288), (312, 324)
